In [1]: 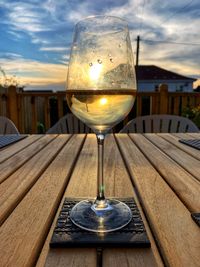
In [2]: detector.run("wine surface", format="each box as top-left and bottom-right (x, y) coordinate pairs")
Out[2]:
(66, 89), (136, 133)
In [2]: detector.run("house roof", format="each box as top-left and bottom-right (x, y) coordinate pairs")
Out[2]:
(136, 65), (196, 81)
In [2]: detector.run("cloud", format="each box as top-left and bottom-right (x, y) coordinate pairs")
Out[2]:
(40, 47), (69, 52)
(7, 30), (23, 39)
(59, 54), (70, 65)
(0, 0), (199, 90)
(0, 56), (67, 90)
(4, 2), (50, 32)
(0, 52), (23, 60)
(31, 36), (50, 45)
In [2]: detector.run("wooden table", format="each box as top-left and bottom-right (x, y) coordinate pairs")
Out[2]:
(0, 133), (199, 267)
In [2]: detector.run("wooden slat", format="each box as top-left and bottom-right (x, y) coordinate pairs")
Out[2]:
(103, 248), (161, 267)
(189, 96), (196, 107)
(17, 94), (23, 133)
(39, 135), (162, 267)
(150, 95), (156, 114)
(155, 95), (160, 114)
(44, 249), (96, 267)
(173, 96), (180, 115)
(158, 133), (200, 161)
(20, 97), (25, 134)
(0, 134), (85, 267)
(168, 95), (172, 114)
(57, 96), (63, 119)
(116, 134), (200, 267)
(103, 135), (163, 267)
(131, 133), (200, 212)
(31, 96), (37, 133)
(0, 135), (57, 184)
(187, 132), (200, 138)
(0, 135), (71, 225)
(60, 134), (97, 198)
(0, 135), (42, 163)
(159, 84), (168, 114)
(181, 96), (188, 111)
(44, 97), (50, 131)
(144, 133), (200, 182)
(38, 135), (98, 267)
(7, 86), (19, 129)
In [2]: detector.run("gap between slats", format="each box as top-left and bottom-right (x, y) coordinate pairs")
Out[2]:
(143, 134), (200, 183)
(0, 135), (74, 226)
(128, 134), (200, 213)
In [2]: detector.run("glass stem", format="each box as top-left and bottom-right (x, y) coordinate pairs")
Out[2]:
(95, 134), (107, 209)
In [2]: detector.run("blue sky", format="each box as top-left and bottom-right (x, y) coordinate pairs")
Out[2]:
(0, 0), (200, 90)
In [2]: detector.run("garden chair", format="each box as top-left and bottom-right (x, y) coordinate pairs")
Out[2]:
(0, 116), (19, 134)
(120, 114), (199, 133)
(46, 113), (92, 134)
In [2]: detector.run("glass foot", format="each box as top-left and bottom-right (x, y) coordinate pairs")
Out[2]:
(70, 199), (132, 233)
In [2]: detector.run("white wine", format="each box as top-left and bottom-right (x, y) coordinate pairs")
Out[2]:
(66, 89), (136, 133)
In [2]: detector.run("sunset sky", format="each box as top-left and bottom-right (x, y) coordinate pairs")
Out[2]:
(0, 0), (199, 90)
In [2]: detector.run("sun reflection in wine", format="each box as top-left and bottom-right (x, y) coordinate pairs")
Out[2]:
(69, 92), (134, 132)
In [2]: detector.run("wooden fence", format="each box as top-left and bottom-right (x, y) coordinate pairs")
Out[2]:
(0, 84), (200, 134)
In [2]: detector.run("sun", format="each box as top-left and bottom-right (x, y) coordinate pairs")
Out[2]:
(99, 97), (108, 105)
(89, 63), (102, 81)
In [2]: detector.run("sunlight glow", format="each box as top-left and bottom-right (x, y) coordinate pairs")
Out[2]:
(99, 97), (108, 105)
(89, 63), (102, 81)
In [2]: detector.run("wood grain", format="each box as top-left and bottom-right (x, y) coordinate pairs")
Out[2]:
(116, 134), (200, 267)
(44, 97), (51, 131)
(130, 134), (200, 213)
(0, 135), (71, 225)
(40, 135), (162, 267)
(103, 248), (160, 267)
(158, 133), (200, 161)
(0, 135), (42, 163)
(0, 135), (57, 184)
(103, 135), (163, 267)
(0, 134), (85, 267)
(144, 133), (200, 182)
(1, 133), (199, 267)
(44, 249), (96, 267)
(38, 134), (98, 267)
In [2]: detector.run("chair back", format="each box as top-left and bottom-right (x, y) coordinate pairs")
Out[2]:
(0, 116), (19, 134)
(46, 113), (92, 134)
(120, 115), (199, 133)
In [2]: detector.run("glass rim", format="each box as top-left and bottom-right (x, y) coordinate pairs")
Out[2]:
(75, 15), (128, 29)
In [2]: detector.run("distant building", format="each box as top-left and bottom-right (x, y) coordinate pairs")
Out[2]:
(136, 65), (196, 92)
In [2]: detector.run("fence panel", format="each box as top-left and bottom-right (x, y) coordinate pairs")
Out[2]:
(1, 85), (200, 133)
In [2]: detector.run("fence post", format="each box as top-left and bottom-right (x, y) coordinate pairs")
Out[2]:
(159, 84), (168, 114)
(8, 86), (19, 128)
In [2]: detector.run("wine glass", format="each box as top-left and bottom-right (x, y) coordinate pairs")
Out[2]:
(66, 15), (137, 232)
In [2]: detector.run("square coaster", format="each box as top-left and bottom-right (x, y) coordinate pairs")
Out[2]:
(179, 139), (200, 150)
(50, 198), (150, 248)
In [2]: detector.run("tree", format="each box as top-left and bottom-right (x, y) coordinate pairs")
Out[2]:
(0, 66), (24, 91)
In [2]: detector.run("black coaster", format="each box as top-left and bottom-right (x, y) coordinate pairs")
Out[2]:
(191, 213), (200, 227)
(179, 139), (200, 150)
(0, 135), (28, 149)
(50, 198), (150, 248)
